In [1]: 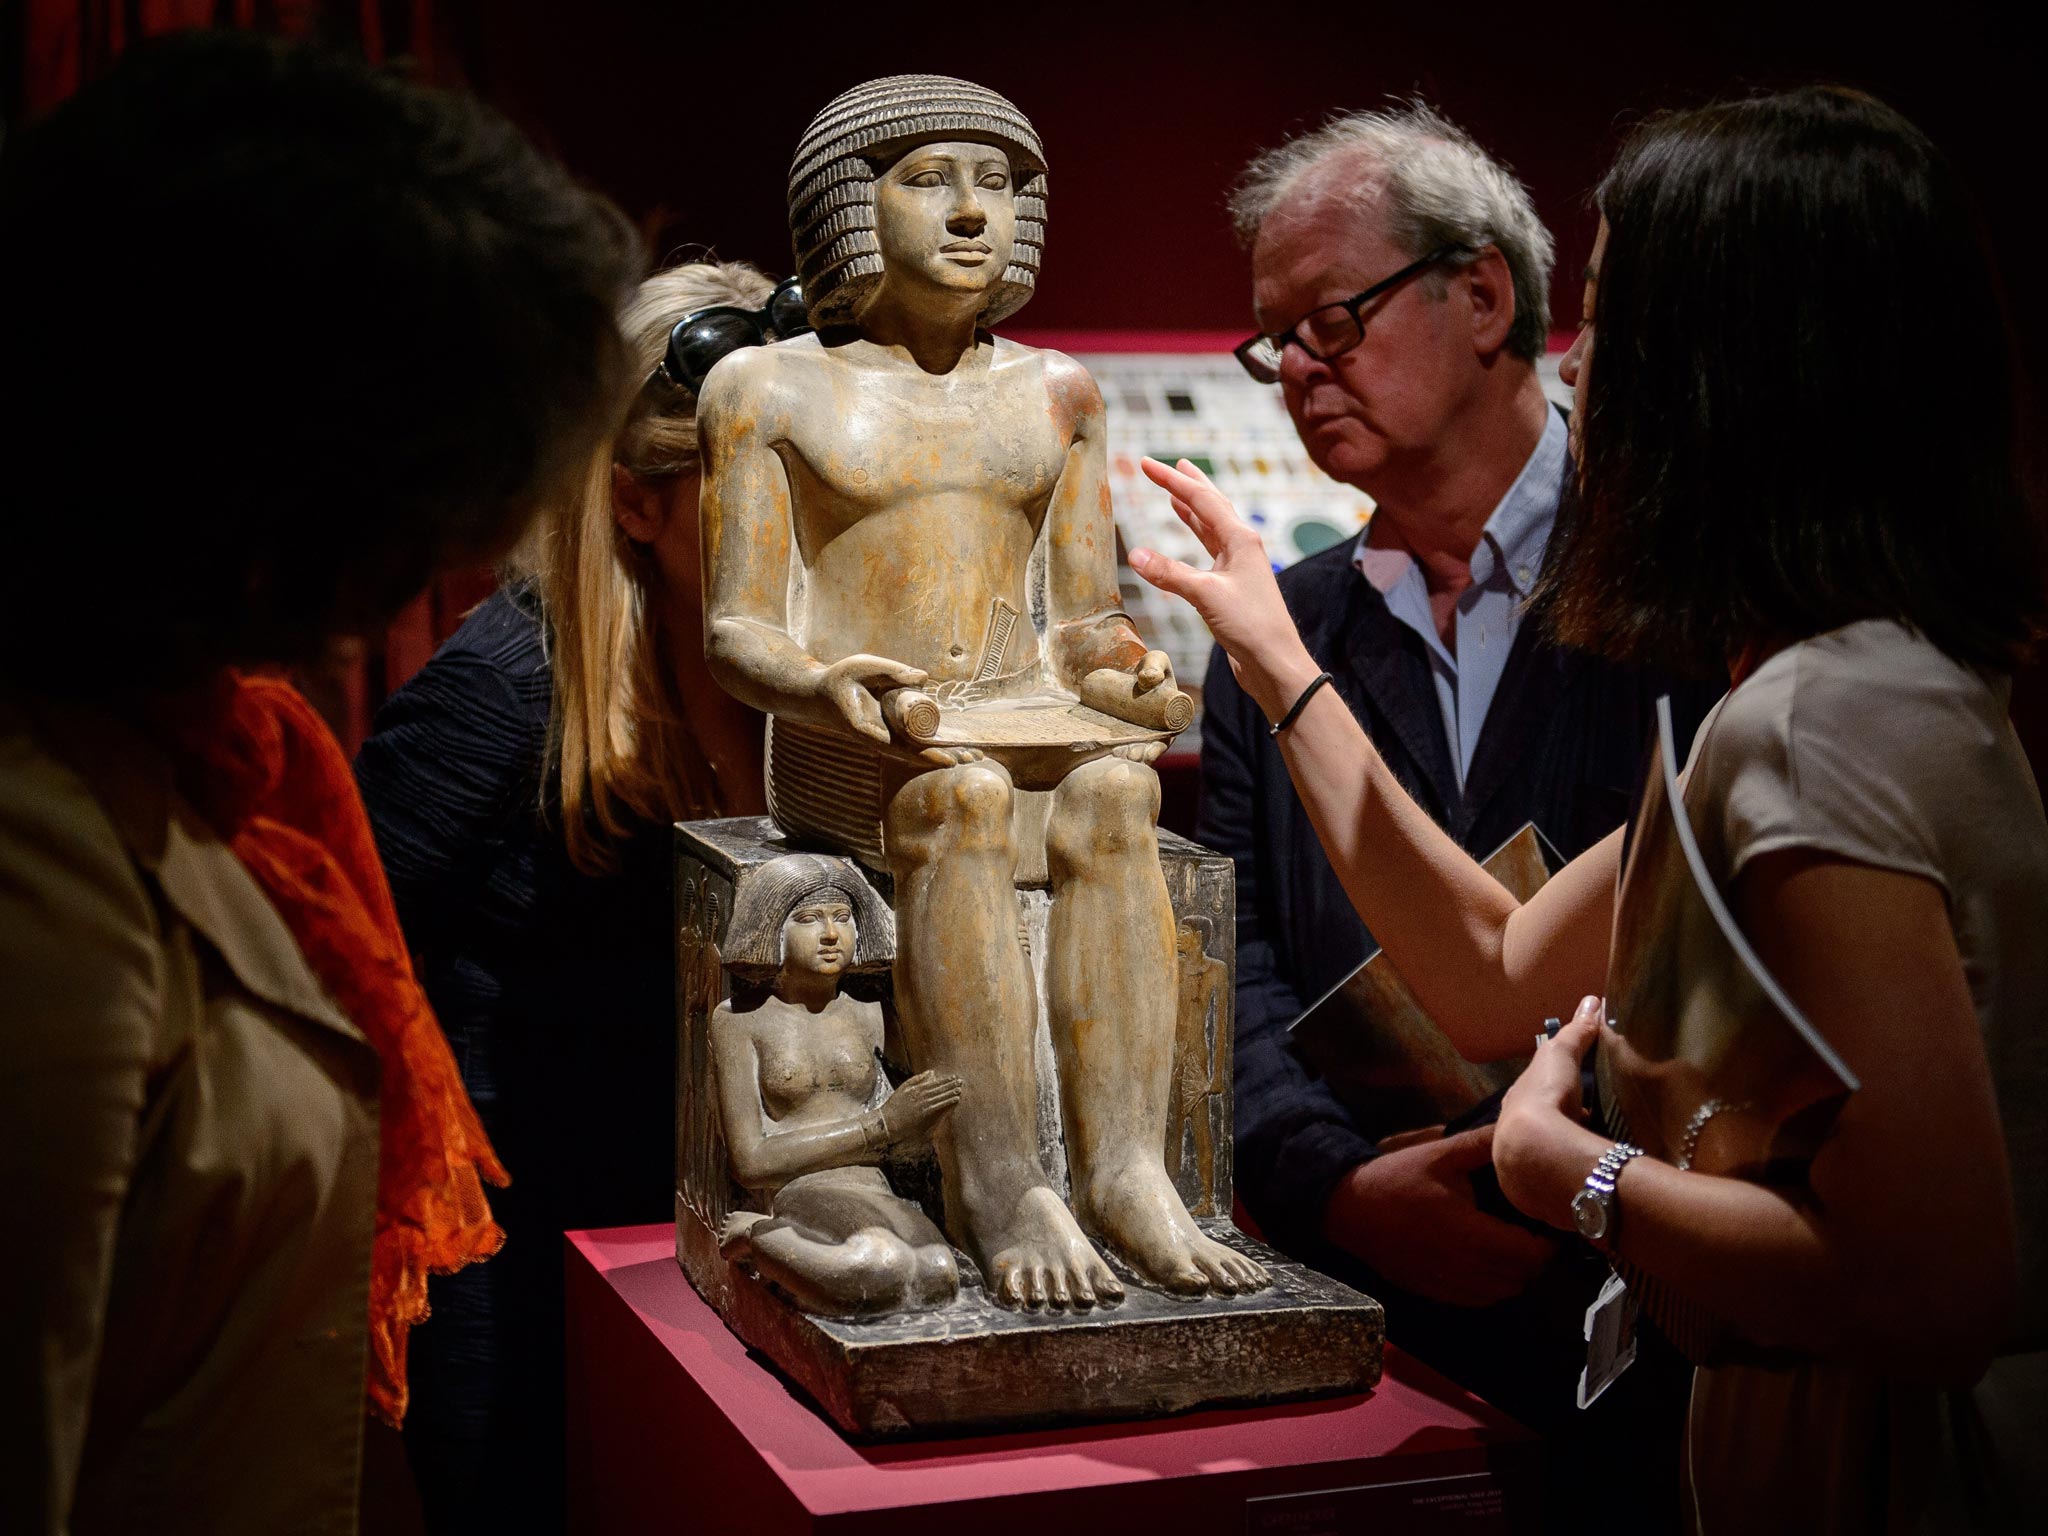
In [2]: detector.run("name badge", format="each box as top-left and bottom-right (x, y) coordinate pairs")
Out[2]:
(1577, 1269), (1639, 1409)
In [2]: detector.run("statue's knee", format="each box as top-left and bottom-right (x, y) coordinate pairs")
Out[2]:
(848, 1231), (918, 1304)
(886, 761), (1015, 858)
(1047, 757), (1160, 866)
(912, 1243), (960, 1306)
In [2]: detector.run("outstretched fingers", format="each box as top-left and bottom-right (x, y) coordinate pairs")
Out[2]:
(1140, 456), (1253, 554)
(1125, 545), (1207, 601)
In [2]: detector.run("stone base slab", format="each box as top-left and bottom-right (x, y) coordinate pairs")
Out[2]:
(677, 1203), (1383, 1439)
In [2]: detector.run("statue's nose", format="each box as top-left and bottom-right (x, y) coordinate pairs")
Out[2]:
(947, 200), (986, 237)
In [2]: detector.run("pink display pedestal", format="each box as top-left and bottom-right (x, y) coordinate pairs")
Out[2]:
(566, 1226), (1541, 1535)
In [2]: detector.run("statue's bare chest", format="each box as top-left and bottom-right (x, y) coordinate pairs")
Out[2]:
(781, 365), (1071, 516)
(755, 1009), (879, 1120)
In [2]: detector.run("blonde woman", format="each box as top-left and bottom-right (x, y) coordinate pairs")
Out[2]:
(354, 260), (785, 1534)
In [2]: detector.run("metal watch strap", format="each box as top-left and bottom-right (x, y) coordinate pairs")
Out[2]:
(1574, 1141), (1645, 1245)
(1588, 1141), (1645, 1193)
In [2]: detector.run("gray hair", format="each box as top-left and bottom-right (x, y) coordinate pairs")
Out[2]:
(788, 74), (1047, 330)
(722, 853), (895, 971)
(1229, 103), (1554, 361)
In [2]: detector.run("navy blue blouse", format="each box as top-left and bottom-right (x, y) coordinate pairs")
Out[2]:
(355, 585), (675, 1531)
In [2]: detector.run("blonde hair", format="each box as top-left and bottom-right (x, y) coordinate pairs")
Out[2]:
(524, 259), (776, 875)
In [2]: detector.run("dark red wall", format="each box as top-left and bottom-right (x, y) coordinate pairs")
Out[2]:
(19, 2), (2041, 755)
(452, 1), (2042, 370)
(453, 0), (2046, 770)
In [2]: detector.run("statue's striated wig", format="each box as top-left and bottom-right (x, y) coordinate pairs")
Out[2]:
(722, 853), (895, 972)
(788, 74), (1047, 330)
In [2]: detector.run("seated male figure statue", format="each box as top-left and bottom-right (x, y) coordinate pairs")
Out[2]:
(699, 75), (1267, 1308)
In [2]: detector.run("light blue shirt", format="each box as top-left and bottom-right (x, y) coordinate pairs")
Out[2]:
(1351, 407), (1569, 791)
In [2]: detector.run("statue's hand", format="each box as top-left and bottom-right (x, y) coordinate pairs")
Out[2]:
(1132, 649), (1175, 695)
(816, 653), (930, 744)
(1123, 652), (1172, 762)
(874, 1070), (964, 1146)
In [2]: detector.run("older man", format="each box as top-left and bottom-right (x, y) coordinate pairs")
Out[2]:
(1198, 105), (1715, 1525)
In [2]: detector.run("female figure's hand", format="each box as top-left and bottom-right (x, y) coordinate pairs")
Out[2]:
(869, 1070), (963, 1147)
(1126, 457), (1322, 721)
(1493, 995), (1609, 1229)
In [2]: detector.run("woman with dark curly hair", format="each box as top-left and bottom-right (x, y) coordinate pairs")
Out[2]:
(0, 32), (637, 1535)
(1132, 87), (2046, 1531)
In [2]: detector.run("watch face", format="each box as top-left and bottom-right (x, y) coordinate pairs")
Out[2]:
(1572, 1188), (1609, 1242)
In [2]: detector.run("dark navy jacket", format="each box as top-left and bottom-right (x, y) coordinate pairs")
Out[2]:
(355, 586), (675, 1532)
(1199, 537), (1720, 1253)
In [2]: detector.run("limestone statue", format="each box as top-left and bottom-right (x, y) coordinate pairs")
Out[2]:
(1168, 916), (1227, 1215)
(698, 74), (1268, 1308)
(710, 853), (962, 1316)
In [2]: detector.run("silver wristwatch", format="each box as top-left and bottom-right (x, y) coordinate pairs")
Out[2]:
(1571, 1141), (1645, 1246)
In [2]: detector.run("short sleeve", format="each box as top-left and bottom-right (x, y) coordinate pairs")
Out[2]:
(1693, 624), (1991, 902)
(0, 737), (161, 1534)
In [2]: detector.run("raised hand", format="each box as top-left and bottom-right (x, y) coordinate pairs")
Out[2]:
(1126, 457), (1321, 722)
(815, 653), (930, 743)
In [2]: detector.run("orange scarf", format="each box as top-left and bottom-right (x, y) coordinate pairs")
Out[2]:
(157, 671), (507, 1426)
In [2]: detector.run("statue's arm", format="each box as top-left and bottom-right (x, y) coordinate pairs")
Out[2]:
(709, 1003), (884, 1190)
(1040, 356), (1170, 690)
(697, 357), (823, 714)
(698, 354), (927, 741)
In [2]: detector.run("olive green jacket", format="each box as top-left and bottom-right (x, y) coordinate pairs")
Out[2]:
(1, 696), (380, 1535)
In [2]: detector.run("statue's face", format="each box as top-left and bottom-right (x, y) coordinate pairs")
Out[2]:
(782, 897), (856, 978)
(872, 139), (1017, 301)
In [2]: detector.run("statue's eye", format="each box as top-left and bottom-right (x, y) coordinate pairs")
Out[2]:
(979, 174), (1009, 191)
(903, 170), (944, 188)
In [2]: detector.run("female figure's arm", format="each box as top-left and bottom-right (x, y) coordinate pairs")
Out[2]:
(1129, 457), (1616, 1061)
(708, 1006), (962, 1190)
(1497, 855), (2017, 1382)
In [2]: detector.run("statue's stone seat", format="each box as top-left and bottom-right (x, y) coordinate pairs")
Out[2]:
(674, 815), (1382, 1438)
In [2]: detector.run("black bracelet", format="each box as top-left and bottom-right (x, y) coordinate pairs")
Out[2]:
(1269, 671), (1334, 736)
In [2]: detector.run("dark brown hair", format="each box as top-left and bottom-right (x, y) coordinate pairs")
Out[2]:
(1543, 87), (2044, 676)
(0, 31), (642, 698)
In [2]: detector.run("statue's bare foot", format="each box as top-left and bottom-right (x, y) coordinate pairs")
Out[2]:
(1082, 1161), (1270, 1297)
(718, 1210), (768, 1257)
(976, 1185), (1125, 1311)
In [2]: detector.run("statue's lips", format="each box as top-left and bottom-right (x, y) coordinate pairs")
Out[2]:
(940, 243), (992, 263)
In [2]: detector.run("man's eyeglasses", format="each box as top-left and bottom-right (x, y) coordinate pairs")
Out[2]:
(649, 276), (812, 396)
(1233, 245), (1469, 384)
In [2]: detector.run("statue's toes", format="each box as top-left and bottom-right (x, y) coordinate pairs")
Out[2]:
(1192, 1240), (1270, 1295)
(1159, 1259), (1210, 1296)
(1226, 1254), (1272, 1293)
(1024, 1264), (1054, 1310)
(1088, 1257), (1126, 1305)
(989, 1261), (1029, 1309)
